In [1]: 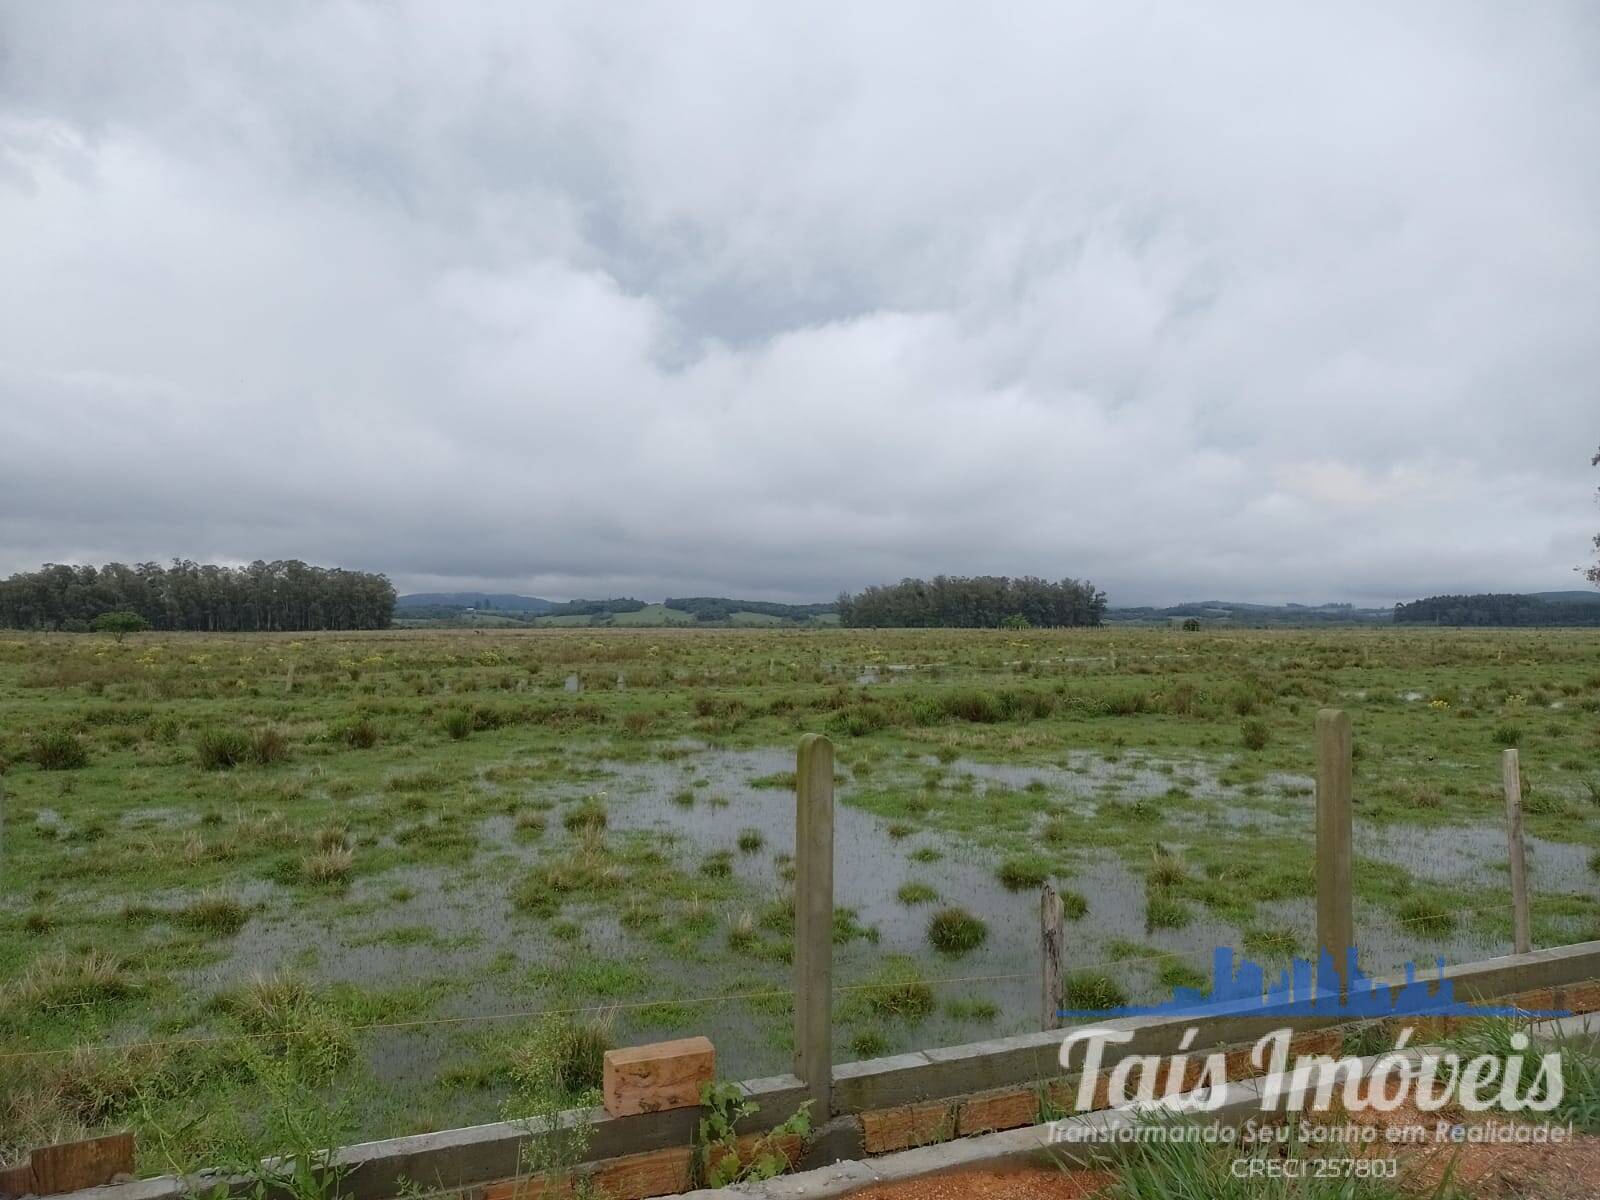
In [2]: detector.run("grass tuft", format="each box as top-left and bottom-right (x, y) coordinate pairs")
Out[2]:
(1396, 894), (1455, 937)
(562, 798), (608, 832)
(301, 845), (355, 886)
(509, 1016), (614, 1100)
(12, 950), (134, 1012)
(896, 881), (938, 906)
(926, 907), (988, 956)
(340, 717), (380, 749)
(1061, 971), (1127, 1012)
(248, 727), (291, 765)
(860, 959), (936, 1022)
(176, 892), (251, 935)
(195, 728), (251, 770)
(1145, 892), (1192, 930)
(30, 730), (89, 770)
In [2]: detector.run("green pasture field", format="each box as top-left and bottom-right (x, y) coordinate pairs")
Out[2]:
(1, 625), (1598, 1170)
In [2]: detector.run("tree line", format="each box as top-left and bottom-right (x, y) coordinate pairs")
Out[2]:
(663, 597), (836, 622)
(1393, 594), (1600, 627)
(542, 597), (648, 617)
(0, 560), (396, 632)
(837, 575), (1107, 628)
(1589, 444), (1598, 589)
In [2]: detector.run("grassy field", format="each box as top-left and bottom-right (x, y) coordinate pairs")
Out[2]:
(2, 625), (1598, 1170)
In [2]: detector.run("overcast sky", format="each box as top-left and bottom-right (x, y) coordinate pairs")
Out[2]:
(1, 3), (1596, 606)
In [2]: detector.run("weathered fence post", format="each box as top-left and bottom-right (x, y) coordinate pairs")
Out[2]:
(1041, 884), (1064, 1031)
(794, 733), (834, 1114)
(1315, 709), (1354, 996)
(1502, 749), (1533, 955)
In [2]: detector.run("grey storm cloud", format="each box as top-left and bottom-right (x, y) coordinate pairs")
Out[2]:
(1, 1), (1596, 604)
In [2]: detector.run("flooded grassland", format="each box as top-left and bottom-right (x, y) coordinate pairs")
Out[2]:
(1, 626), (1597, 1166)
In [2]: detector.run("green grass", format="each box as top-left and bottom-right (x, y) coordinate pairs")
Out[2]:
(1144, 891), (1191, 930)
(855, 958), (936, 1022)
(1242, 925), (1299, 961)
(1060, 971), (1128, 1012)
(1396, 894), (1456, 937)
(996, 855), (1051, 891)
(1445, 1018), (1600, 1134)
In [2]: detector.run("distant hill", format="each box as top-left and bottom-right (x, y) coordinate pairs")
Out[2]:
(1529, 590), (1600, 605)
(399, 588), (1599, 628)
(1394, 592), (1600, 627)
(394, 593), (837, 627)
(1105, 601), (1391, 626)
(397, 592), (554, 612)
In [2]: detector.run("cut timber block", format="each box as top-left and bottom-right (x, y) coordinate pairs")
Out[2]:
(590, 1145), (693, 1200)
(702, 1131), (804, 1180)
(602, 1037), (715, 1117)
(859, 1100), (956, 1154)
(29, 1133), (136, 1195)
(955, 1088), (1038, 1136)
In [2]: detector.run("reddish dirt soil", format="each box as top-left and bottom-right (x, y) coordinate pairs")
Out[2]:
(1339, 1103), (1600, 1199)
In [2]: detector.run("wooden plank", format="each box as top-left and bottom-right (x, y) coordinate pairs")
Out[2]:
(1040, 885), (1063, 1032)
(0, 1161), (37, 1199)
(1503, 749), (1533, 955)
(1315, 709), (1354, 996)
(794, 733), (834, 1115)
(602, 1037), (715, 1117)
(31, 1134), (135, 1195)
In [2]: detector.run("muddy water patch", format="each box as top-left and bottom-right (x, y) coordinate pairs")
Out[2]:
(1356, 821), (1593, 892)
(937, 753), (1303, 832)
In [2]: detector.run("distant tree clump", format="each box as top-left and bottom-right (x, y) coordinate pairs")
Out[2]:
(837, 575), (1106, 628)
(663, 597), (837, 622)
(1589, 445), (1599, 589)
(0, 559), (396, 632)
(91, 611), (151, 640)
(1393, 594), (1600, 627)
(540, 598), (647, 617)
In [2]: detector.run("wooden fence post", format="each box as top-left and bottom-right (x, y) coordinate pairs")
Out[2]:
(1041, 884), (1064, 1031)
(1502, 749), (1532, 955)
(1315, 710), (1354, 997)
(794, 734), (834, 1115)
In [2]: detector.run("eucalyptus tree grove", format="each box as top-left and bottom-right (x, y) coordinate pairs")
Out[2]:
(837, 575), (1106, 628)
(0, 560), (395, 632)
